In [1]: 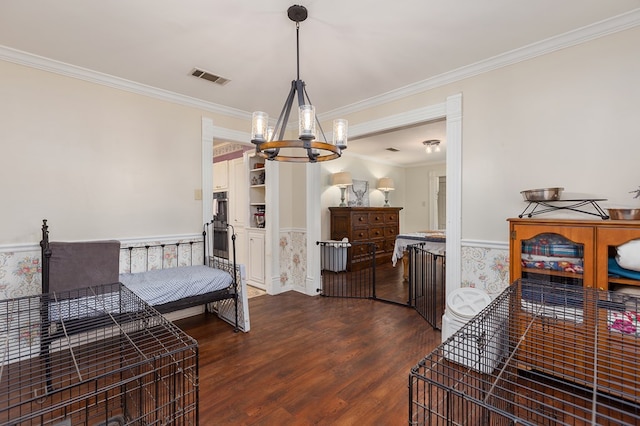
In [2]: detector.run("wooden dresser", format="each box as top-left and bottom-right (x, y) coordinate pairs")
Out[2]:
(329, 207), (402, 270)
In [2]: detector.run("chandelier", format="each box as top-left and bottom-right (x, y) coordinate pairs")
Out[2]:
(250, 5), (348, 163)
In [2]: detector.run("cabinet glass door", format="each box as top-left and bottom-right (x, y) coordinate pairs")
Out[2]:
(511, 224), (594, 288)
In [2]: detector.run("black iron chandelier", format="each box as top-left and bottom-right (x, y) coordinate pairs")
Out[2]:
(250, 4), (348, 163)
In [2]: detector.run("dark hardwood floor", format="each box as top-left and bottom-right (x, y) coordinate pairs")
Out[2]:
(374, 260), (410, 304)
(175, 269), (441, 425)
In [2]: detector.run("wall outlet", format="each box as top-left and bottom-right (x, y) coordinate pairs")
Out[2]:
(194, 189), (203, 200)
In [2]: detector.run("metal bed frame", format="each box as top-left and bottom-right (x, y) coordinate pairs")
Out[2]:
(41, 219), (241, 329)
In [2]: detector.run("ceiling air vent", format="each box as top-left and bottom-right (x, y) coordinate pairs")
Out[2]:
(190, 68), (230, 85)
(386, 147), (400, 152)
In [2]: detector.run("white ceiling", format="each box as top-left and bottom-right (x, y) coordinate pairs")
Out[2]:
(1, 1), (638, 166)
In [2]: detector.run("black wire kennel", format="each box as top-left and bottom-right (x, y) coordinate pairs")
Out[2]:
(0, 283), (198, 425)
(409, 279), (640, 425)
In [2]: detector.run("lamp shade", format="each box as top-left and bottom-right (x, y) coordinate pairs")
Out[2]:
(377, 177), (395, 191)
(332, 171), (352, 187)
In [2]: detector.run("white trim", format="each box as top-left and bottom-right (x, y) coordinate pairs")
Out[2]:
(265, 160), (279, 295)
(0, 233), (202, 254)
(212, 126), (251, 143)
(348, 105), (448, 138)
(0, 242), (40, 253)
(118, 233), (202, 246)
(202, 117), (214, 225)
(461, 239), (509, 251)
(0, 46), (251, 121)
(445, 93), (463, 299)
(279, 227), (308, 234)
(306, 164), (322, 296)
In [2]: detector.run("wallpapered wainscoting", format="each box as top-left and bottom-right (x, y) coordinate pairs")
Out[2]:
(278, 229), (307, 292)
(274, 232), (512, 299)
(0, 247), (42, 300)
(0, 237), (206, 353)
(3, 240), (511, 299)
(0, 240), (206, 300)
(460, 242), (510, 298)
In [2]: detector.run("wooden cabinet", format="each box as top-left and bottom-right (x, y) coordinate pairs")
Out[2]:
(509, 218), (640, 290)
(509, 219), (595, 287)
(329, 207), (402, 270)
(509, 218), (640, 401)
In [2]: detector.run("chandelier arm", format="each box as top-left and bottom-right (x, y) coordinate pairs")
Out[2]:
(273, 80), (298, 141)
(295, 79), (306, 110)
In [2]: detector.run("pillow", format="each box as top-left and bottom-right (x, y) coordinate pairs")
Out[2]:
(616, 240), (640, 272)
(48, 240), (121, 296)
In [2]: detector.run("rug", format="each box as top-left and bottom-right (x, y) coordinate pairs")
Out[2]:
(246, 285), (267, 299)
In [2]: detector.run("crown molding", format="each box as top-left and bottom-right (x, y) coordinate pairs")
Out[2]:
(2, 8), (638, 122)
(0, 45), (251, 121)
(320, 8), (640, 120)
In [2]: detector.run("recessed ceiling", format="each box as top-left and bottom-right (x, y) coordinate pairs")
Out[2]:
(1, 1), (638, 165)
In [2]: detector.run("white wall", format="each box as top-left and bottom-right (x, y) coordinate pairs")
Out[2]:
(0, 60), (245, 243)
(458, 26), (640, 240)
(320, 154), (407, 240)
(2, 25), (639, 258)
(335, 26), (640, 244)
(404, 163), (446, 232)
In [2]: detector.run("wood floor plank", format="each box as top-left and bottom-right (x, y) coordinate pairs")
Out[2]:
(175, 288), (441, 425)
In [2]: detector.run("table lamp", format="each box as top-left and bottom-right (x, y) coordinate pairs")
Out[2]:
(377, 177), (395, 207)
(332, 171), (353, 207)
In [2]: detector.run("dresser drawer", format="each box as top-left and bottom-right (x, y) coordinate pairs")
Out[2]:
(384, 212), (399, 223)
(368, 212), (385, 225)
(384, 226), (399, 237)
(383, 238), (396, 253)
(369, 227), (385, 240)
(352, 229), (370, 241)
(353, 212), (369, 227)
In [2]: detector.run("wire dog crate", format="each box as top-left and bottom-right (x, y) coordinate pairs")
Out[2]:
(409, 279), (640, 425)
(0, 283), (198, 425)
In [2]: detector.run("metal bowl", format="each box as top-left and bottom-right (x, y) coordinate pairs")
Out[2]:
(607, 208), (640, 220)
(520, 187), (564, 201)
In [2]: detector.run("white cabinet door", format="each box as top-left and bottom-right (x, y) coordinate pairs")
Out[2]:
(229, 157), (246, 228)
(247, 230), (265, 288)
(213, 160), (228, 191)
(229, 226), (246, 273)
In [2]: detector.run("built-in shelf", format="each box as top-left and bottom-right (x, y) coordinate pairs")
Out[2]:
(248, 155), (266, 230)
